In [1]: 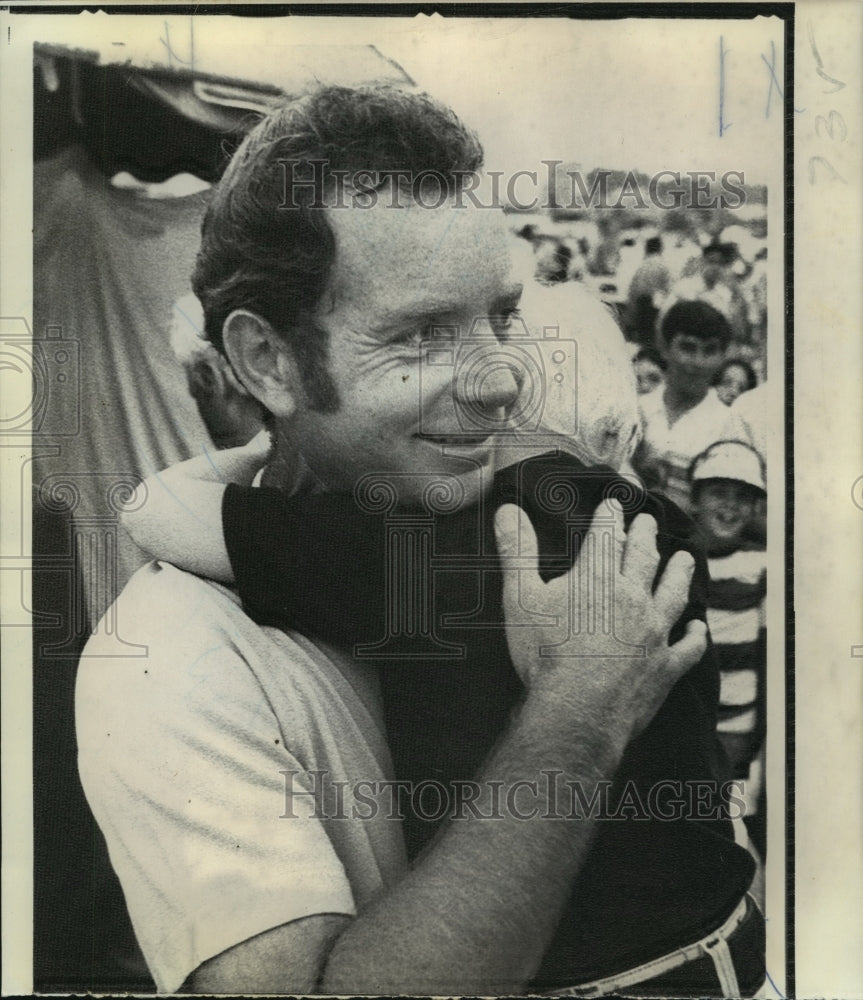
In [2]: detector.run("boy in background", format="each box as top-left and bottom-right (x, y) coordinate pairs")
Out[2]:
(634, 299), (731, 512)
(689, 440), (767, 849)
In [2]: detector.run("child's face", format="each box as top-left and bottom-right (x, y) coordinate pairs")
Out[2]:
(715, 364), (751, 406)
(664, 334), (725, 394)
(692, 479), (757, 548)
(634, 358), (664, 395)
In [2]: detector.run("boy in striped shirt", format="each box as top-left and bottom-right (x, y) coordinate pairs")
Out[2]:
(688, 440), (767, 778)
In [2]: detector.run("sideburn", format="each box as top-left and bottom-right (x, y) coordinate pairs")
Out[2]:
(289, 320), (341, 413)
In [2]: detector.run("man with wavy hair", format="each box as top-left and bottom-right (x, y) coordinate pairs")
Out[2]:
(77, 86), (761, 996)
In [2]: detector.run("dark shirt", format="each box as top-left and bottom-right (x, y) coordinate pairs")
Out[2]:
(223, 451), (756, 985)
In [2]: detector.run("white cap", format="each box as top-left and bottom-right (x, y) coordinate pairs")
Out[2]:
(691, 440), (766, 493)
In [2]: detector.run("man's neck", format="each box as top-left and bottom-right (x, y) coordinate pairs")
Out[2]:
(260, 425), (324, 495)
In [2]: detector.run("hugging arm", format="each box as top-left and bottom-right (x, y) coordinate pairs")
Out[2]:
(121, 431), (270, 581)
(189, 503), (707, 995)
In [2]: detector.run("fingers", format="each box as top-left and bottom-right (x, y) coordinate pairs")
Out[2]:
(494, 504), (539, 569)
(245, 429), (273, 458)
(589, 502), (659, 588)
(603, 498), (627, 573)
(621, 512), (660, 588)
(653, 548), (697, 625)
(495, 504), (541, 616)
(666, 618), (709, 676)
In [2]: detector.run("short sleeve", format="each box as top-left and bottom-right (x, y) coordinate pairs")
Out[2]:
(76, 566), (357, 993)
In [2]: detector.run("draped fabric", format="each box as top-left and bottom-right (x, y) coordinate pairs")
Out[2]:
(32, 146), (216, 989)
(33, 146), (213, 628)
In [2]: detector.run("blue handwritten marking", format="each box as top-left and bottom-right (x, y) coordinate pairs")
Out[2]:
(174, 301), (203, 336)
(765, 968), (786, 998)
(187, 643), (228, 682)
(200, 441), (222, 479)
(151, 444), (221, 525)
(152, 469), (197, 518)
(762, 41), (805, 117)
(719, 36), (732, 137)
(159, 19), (195, 71)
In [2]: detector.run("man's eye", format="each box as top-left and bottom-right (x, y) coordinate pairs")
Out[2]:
(394, 326), (428, 349)
(394, 326), (452, 361)
(398, 328), (423, 345)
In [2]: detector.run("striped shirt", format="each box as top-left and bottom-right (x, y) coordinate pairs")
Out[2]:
(706, 547), (766, 745)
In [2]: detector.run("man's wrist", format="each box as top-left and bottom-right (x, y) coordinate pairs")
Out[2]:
(518, 682), (630, 781)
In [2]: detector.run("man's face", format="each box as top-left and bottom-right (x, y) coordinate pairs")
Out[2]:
(663, 333), (725, 395)
(285, 192), (524, 506)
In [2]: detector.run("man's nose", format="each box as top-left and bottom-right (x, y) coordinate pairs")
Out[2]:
(465, 359), (524, 413)
(456, 328), (524, 416)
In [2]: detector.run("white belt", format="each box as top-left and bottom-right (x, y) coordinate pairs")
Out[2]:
(541, 894), (752, 998)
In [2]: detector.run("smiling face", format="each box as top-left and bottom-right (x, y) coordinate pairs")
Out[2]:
(691, 479), (757, 549)
(282, 193), (524, 506)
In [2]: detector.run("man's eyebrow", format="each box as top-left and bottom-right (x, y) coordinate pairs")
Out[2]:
(370, 282), (524, 334)
(368, 299), (459, 334)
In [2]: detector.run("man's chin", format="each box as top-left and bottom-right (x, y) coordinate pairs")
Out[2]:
(351, 465), (494, 513)
(443, 462), (496, 511)
(491, 428), (586, 474)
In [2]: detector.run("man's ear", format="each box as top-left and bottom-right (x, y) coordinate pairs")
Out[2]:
(222, 310), (298, 420)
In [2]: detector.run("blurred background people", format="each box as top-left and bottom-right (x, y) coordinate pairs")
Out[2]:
(714, 357), (759, 407)
(632, 299), (732, 511)
(623, 233), (671, 345)
(534, 236), (574, 285)
(632, 345), (666, 396)
(678, 238), (750, 349)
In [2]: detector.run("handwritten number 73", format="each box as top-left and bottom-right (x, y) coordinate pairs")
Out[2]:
(807, 23), (847, 184)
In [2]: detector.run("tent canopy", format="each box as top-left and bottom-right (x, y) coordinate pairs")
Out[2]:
(35, 31), (413, 143)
